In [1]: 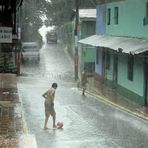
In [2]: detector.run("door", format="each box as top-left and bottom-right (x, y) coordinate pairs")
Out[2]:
(113, 53), (118, 88)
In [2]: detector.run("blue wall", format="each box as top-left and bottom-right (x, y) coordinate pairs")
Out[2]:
(95, 47), (103, 75)
(96, 4), (106, 76)
(96, 4), (106, 35)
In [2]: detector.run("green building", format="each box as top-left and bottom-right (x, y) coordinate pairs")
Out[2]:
(79, 0), (148, 106)
(105, 0), (148, 105)
(78, 9), (96, 78)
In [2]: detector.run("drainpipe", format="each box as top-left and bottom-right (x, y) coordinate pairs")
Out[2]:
(74, 0), (79, 81)
(144, 57), (148, 106)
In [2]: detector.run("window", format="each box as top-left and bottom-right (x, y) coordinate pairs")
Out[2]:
(127, 54), (134, 81)
(96, 49), (99, 64)
(114, 7), (119, 25)
(146, 2), (148, 17)
(143, 2), (148, 25)
(107, 8), (111, 25)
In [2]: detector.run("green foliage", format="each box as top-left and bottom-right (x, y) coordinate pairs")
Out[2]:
(20, 0), (97, 42)
(46, 0), (74, 26)
(63, 22), (73, 43)
(20, 0), (43, 42)
(45, 0), (96, 26)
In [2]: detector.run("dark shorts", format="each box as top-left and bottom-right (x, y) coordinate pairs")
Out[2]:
(44, 101), (56, 117)
(81, 83), (87, 89)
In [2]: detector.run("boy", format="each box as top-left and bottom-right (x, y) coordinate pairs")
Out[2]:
(42, 83), (58, 129)
(81, 70), (88, 96)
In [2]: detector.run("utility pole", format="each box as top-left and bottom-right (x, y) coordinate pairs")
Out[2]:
(74, 0), (79, 81)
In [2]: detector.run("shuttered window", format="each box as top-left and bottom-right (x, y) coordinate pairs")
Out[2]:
(127, 55), (134, 81)
(107, 8), (111, 25)
(96, 48), (99, 64)
(106, 52), (110, 70)
(114, 7), (119, 25)
(146, 2), (148, 17)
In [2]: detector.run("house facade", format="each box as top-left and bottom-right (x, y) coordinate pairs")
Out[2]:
(105, 0), (148, 105)
(78, 9), (96, 78)
(0, 0), (23, 74)
(79, 0), (148, 106)
(95, 3), (106, 87)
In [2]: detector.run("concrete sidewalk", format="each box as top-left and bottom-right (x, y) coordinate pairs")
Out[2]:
(86, 77), (148, 121)
(0, 73), (37, 148)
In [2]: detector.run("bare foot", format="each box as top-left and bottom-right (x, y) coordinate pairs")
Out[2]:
(44, 127), (48, 130)
(82, 93), (86, 97)
(53, 125), (57, 129)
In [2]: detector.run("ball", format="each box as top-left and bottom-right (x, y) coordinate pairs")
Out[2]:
(57, 121), (64, 129)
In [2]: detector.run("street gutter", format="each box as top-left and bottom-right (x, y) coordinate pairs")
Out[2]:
(78, 88), (148, 121)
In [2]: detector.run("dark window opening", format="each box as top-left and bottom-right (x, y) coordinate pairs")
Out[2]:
(84, 62), (95, 76)
(96, 49), (99, 64)
(114, 7), (118, 25)
(106, 52), (110, 70)
(146, 2), (148, 17)
(107, 8), (111, 25)
(143, 2), (148, 25)
(127, 55), (134, 81)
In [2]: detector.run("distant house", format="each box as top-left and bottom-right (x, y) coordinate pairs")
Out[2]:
(79, 0), (148, 106)
(0, 0), (24, 75)
(77, 9), (96, 79)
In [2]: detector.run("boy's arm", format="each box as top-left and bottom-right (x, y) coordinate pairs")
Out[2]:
(42, 91), (48, 99)
(51, 90), (55, 106)
(48, 89), (55, 104)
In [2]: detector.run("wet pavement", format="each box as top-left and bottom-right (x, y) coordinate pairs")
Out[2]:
(0, 74), (24, 147)
(86, 78), (148, 120)
(17, 43), (148, 148)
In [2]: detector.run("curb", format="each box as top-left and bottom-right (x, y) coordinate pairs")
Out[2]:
(22, 113), (29, 134)
(79, 88), (148, 121)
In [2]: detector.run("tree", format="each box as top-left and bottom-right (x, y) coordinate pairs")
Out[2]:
(20, 0), (45, 42)
(45, 0), (74, 26)
(20, 0), (97, 42)
(45, 0), (96, 26)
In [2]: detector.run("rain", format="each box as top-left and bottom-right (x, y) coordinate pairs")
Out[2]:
(0, 0), (148, 148)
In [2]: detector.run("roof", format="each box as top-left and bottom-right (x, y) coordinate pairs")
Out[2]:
(78, 35), (148, 55)
(79, 9), (96, 19)
(96, 0), (125, 4)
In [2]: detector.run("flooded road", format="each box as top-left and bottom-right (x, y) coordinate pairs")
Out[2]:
(17, 43), (148, 148)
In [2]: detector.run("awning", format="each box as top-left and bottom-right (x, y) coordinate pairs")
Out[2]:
(78, 35), (148, 54)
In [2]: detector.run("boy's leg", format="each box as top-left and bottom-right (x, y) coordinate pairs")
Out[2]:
(52, 115), (56, 128)
(44, 102), (49, 129)
(44, 115), (49, 129)
(82, 87), (86, 96)
(82, 89), (85, 95)
(51, 108), (56, 128)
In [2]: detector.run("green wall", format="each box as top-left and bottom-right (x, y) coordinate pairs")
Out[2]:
(118, 55), (144, 97)
(105, 0), (147, 105)
(80, 21), (96, 70)
(82, 47), (96, 63)
(81, 21), (96, 39)
(106, 0), (148, 38)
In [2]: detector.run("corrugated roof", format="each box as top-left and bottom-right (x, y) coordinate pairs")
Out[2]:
(79, 9), (96, 19)
(78, 35), (148, 54)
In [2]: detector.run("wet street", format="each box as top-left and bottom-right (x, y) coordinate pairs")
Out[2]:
(17, 43), (148, 148)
